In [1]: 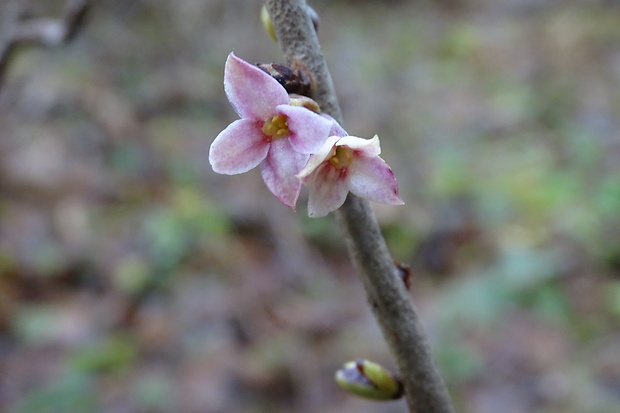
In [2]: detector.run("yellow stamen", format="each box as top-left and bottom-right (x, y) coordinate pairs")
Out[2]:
(262, 115), (289, 140)
(329, 146), (354, 169)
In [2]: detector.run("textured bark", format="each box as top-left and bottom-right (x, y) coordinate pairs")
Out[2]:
(265, 1), (455, 412)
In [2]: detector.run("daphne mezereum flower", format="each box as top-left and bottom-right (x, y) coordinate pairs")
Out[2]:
(296, 135), (404, 217)
(209, 53), (333, 208)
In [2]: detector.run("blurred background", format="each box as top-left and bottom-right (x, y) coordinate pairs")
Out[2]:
(1, 0), (620, 412)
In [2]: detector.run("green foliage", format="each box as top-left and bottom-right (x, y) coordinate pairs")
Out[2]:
(132, 375), (176, 412)
(69, 335), (137, 374)
(141, 188), (230, 272)
(437, 247), (569, 327)
(604, 281), (620, 321)
(382, 222), (417, 261)
(11, 305), (60, 345)
(109, 142), (144, 175)
(300, 212), (344, 254)
(516, 282), (572, 326)
(435, 340), (482, 383)
(9, 374), (97, 413)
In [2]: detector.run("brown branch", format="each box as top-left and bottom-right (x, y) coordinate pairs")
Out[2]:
(265, 1), (455, 412)
(0, 0), (92, 87)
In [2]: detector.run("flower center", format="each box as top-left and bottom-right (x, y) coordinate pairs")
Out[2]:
(262, 115), (289, 140)
(329, 146), (354, 169)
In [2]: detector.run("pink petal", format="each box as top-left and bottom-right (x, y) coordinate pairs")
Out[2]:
(305, 163), (350, 217)
(209, 119), (269, 174)
(320, 114), (348, 137)
(296, 136), (340, 179)
(260, 139), (309, 208)
(348, 156), (404, 205)
(224, 53), (289, 120)
(277, 105), (333, 153)
(337, 135), (381, 156)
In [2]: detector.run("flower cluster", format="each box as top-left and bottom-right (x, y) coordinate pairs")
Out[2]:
(209, 53), (403, 217)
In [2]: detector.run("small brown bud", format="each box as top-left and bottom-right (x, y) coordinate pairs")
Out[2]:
(255, 62), (311, 96)
(395, 261), (412, 290)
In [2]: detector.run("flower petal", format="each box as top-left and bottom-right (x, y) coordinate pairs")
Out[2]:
(260, 139), (308, 208)
(304, 163), (349, 217)
(224, 53), (289, 120)
(321, 114), (348, 137)
(209, 119), (269, 174)
(277, 105), (333, 153)
(296, 136), (340, 179)
(337, 134), (381, 156)
(348, 156), (404, 205)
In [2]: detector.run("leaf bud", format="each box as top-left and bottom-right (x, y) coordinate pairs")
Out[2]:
(260, 5), (277, 41)
(334, 359), (404, 401)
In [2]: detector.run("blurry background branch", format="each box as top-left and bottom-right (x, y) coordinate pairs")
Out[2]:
(264, 1), (454, 412)
(0, 0), (92, 87)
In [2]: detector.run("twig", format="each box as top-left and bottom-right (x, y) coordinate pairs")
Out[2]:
(265, 1), (455, 411)
(0, 0), (92, 87)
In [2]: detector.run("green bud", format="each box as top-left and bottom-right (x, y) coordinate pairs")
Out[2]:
(335, 359), (404, 401)
(260, 5), (277, 41)
(261, 4), (320, 42)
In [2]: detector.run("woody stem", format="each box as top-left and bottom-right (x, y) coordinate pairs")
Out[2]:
(265, 1), (456, 412)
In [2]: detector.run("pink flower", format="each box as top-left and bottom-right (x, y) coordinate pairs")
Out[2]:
(209, 53), (333, 208)
(296, 135), (404, 217)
